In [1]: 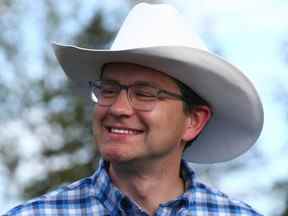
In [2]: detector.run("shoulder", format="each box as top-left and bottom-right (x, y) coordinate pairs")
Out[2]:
(181, 161), (262, 215)
(4, 176), (106, 216)
(188, 181), (263, 216)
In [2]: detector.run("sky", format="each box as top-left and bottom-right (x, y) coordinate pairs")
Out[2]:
(1, 0), (288, 215)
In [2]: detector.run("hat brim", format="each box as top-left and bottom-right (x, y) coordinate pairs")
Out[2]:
(53, 43), (264, 163)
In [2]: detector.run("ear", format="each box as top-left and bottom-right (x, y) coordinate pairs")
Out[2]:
(182, 106), (212, 142)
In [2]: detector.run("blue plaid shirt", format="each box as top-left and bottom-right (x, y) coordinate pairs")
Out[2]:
(5, 159), (262, 216)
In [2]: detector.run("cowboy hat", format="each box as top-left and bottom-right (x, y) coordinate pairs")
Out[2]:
(52, 3), (264, 163)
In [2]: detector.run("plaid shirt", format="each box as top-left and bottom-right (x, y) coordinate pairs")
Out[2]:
(5, 159), (262, 216)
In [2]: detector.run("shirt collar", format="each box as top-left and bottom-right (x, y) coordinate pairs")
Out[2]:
(91, 159), (125, 213)
(181, 159), (196, 190)
(180, 159), (198, 205)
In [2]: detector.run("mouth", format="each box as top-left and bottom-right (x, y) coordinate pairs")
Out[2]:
(105, 126), (144, 135)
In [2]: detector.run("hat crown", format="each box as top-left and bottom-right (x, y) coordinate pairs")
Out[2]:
(111, 3), (208, 51)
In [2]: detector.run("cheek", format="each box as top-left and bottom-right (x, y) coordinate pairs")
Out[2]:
(145, 104), (187, 142)
(92, 107), (106, 135)
(151, 102), (186, 125)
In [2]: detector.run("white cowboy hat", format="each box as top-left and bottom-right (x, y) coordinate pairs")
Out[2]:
(52, 3), (264, 163)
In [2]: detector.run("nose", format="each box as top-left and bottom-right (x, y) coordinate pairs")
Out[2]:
(108, 90), (134, 116)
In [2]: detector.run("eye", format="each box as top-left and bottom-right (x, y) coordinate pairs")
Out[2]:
(133, 86), (157, 101)
(100, 87), (119, 97)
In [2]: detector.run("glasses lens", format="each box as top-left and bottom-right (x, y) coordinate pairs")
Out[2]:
(90, 81), (159, 111)
(129, 85), (158, 111)
(91, 81), (119, 106)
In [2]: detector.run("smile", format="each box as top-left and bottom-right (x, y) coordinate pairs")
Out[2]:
(106, 127), (144, 135)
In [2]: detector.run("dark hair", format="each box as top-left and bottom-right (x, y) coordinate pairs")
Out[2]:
(173, 79), (211, 150)
(174, 79), (210, 112)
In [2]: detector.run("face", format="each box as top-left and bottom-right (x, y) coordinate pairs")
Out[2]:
(92, 63), (207, 164)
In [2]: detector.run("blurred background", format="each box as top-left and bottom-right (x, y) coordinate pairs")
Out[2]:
(0, 0), (288, 215)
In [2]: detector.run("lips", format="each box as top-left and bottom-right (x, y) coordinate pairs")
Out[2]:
(105, 126), (144, 135)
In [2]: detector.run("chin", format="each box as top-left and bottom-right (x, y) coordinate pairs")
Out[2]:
(101, 147), (132, 163)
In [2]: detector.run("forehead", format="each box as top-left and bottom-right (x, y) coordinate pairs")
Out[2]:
(101, 63), (179, 89)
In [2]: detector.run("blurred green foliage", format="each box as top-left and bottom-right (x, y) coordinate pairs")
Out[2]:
(0, 0), (111, 201)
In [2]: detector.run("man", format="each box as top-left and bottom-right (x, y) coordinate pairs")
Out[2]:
(5, 3), (264, 216)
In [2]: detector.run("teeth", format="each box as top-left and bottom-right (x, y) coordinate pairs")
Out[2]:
(109, 127), (141, 135)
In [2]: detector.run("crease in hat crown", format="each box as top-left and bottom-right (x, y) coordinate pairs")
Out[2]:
(111, 3), (208, 51)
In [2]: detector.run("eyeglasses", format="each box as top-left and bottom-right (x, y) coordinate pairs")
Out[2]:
(89, 80), (185, 111)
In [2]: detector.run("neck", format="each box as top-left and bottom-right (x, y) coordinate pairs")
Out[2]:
(109, 158), (184, 215)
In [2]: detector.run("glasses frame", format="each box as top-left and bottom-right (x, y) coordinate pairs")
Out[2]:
(88, 80), (186, 111)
